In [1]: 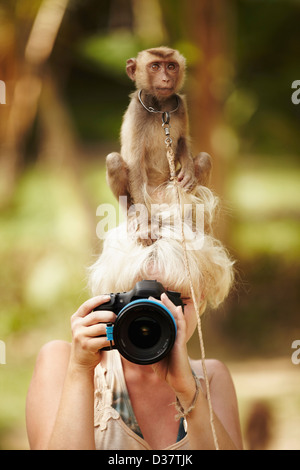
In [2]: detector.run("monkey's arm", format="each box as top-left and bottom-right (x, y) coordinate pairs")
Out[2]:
(176, 136), (197, 191)
(194, 152), (212, 187)
(176, 138), (212, 189)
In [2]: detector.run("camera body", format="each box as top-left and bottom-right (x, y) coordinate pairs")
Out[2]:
(94, 280), (184, 365)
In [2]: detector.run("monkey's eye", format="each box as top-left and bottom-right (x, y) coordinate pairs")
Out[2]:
(151, 63), (160, 71)
(167, 63), (177, 71)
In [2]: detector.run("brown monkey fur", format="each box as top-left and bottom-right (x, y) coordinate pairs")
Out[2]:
(106, 47), (212, 242)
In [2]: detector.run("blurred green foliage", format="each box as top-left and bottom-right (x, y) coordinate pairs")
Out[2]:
(1, 0), (300, 450)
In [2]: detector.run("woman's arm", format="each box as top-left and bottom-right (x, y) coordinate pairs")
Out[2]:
(153, 294), (243, 450)
(176, 359), (243, 450)
(26, 340), (96, 450)
(26, 295), (115, 450)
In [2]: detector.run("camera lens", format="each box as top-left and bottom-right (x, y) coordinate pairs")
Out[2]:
(113, 300), (177, 365)
(128, 317), (161, 349)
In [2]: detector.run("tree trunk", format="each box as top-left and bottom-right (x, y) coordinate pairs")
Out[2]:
(185, 0), (236, 240)
(0, 0), (70, 207)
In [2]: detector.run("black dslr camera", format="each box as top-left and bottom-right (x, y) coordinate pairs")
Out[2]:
(94, 280), (184, 365)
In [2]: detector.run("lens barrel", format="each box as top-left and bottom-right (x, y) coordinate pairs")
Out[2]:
(113, 299), (177, 365)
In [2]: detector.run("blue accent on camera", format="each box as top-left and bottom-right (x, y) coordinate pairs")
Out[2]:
(106, 323), (114, 341)
(119, 299), (177, 333)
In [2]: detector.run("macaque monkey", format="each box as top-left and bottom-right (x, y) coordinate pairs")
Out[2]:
(106, 47), (212, 243)
(106, 46), (212, 208)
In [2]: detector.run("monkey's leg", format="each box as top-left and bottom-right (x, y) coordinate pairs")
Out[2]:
(127, 165), (155, 245)
(194, 152), (212, 187)
(106, 152), (132, 208)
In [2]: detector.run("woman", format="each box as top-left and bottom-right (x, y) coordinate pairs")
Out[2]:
(26, 217), (243, 450)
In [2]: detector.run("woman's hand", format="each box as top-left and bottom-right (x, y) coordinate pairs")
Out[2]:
(69, 295), (116, 371)
(151, 293), (195, 395)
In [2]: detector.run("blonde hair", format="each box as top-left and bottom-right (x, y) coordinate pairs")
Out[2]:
(88, 217), (234, 312)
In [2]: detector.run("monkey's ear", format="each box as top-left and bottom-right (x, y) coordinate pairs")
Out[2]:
(126, 58), (137, 81)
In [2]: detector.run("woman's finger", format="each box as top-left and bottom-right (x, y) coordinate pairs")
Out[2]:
(73, 295), (111, 319)
(84, 322), (111, 338)
(80, 309), (116, 327)
(160, 293), (184, 317)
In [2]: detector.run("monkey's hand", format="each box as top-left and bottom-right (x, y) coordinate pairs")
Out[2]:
(177, 168), (197, 192)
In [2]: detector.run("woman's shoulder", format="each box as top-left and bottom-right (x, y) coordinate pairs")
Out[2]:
(189, 357), (232, 383)
(34, 340), (71, 374)
(38, 339), (71, 357)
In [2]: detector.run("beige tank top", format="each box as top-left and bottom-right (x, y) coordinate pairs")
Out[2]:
(94, 350), (201, 450)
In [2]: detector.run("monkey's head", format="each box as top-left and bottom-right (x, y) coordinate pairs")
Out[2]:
(126, 47), (186, 99)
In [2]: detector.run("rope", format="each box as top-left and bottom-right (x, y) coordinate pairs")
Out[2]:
(138, 93), (220, 448)
(165, 139), (219, 451)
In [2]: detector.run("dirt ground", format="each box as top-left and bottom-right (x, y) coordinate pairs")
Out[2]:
(230, 357), (300, 450)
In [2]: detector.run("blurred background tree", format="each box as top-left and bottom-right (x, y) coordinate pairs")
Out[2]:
(0, 0), (299, 450)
